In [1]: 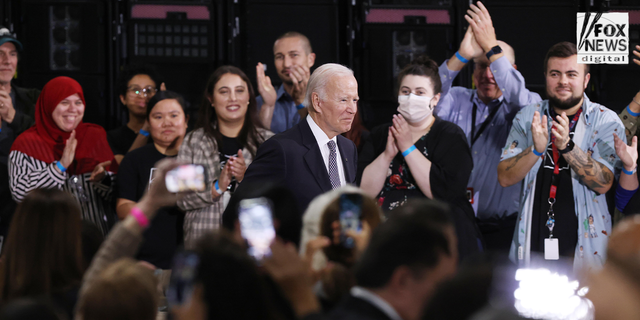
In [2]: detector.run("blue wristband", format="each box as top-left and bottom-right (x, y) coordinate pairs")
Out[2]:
(56, 161), (67, 173)
(296, 103), (305, 110)
(402, 145), (417, 157)
(139, 129), (150, 137)
(627, 105), (640, 117)
(214, 180), (222, 194)
(532, 147), (543, 157)
(455, 51), (469, 64)
(622, 166), (637, 175)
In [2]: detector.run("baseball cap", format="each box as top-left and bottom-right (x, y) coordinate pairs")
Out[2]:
(0, 27), (23, 51)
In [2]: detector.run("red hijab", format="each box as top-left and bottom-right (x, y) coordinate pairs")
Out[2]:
(11, 76), (117, 175)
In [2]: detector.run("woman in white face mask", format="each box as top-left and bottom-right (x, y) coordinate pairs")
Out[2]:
(359, 56), (482, 260)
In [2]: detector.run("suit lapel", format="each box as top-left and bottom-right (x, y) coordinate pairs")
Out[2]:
(300, 118), (333, 191)
(337, 136), (354, 183)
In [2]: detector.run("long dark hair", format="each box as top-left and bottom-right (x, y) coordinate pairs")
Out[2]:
(193, 66), (264, 158)
(0, 189), (84, 302)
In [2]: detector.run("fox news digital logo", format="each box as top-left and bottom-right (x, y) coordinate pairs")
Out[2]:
(577, 12), (629, 64)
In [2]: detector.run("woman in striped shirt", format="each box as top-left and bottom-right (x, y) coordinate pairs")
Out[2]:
(9, 76), (118, 235)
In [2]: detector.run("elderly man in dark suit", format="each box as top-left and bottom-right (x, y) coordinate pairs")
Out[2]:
(227, 63), (358, 219)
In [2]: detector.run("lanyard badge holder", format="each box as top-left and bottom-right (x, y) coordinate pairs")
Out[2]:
(544, 109), (582, 260)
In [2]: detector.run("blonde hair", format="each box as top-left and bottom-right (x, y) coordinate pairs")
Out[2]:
(77, 258), (158, 320)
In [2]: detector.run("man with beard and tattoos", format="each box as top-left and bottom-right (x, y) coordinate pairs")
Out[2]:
(497, 42), (624, 271)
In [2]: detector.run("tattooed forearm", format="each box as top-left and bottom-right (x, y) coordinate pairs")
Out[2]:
(563, 145), (614, 193)
(505, 146), (532, 171)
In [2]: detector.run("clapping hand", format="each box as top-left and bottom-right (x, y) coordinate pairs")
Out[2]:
(390, 114), (413, 153)
(458, 26), (483, 61)
(60, 130), (78, 170)
(227, 149), (247, 182)
(633, 45), (640, 66)
(531, 111), (549, 155)
(288, 64), (311, 105)
(384, 127), (399, 161)
(614, 133), (638, 171)
(551, 112), (571, 151)
(90, 161), (111, 182)
(0, 83), (15, 124)
(256, 62), (277, 107)
(465, 1), (498, 53)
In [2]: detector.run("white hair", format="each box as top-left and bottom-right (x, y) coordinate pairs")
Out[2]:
(303, 63), (354, 110)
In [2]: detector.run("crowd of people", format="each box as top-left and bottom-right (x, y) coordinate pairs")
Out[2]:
(0, 2), (639, 319)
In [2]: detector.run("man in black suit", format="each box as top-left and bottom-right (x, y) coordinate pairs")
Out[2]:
(329, 200), (458, 320)
(227, 63), (358, 220)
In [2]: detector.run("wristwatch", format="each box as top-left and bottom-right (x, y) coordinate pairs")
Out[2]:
(485, 45), (503, 60)
(558, 140), (575, 154)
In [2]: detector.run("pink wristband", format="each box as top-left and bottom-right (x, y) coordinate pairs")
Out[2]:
(130, 207), (149, 228)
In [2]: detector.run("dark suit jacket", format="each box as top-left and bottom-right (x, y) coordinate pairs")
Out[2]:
(233, 117), (357, 216)
(328, 294), (394, 320)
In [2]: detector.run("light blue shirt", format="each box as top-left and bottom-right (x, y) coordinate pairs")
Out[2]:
(257, 84), (300, 134)
(501, 95), (624, 271)
(435, 56), (542, 220)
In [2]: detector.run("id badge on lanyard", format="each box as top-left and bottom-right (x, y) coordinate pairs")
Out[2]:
(544, 109), (582, 260)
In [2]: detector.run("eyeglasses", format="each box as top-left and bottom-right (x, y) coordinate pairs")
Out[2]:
(127, 86), (157, 98)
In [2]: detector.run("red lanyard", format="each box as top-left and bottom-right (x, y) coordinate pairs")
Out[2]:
(548, 108), (582, 201)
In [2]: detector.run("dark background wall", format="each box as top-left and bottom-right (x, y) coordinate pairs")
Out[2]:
(1, 0), (639, 131)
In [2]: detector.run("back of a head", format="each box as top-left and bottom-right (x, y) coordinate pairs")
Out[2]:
(0, 189), (83, 301)
(0, 298), (65, 320)
(77, 258), (157, 320)
(397, 55), (442, 95)
(354, 200), (452, 289)
(194, 231), (274, 320)
(320, 192), (383, 267)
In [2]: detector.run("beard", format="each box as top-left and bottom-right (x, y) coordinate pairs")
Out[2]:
(547, 88), (584, 111)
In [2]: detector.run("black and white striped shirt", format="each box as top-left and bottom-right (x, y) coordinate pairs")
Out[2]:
(9, 150), (117, 235)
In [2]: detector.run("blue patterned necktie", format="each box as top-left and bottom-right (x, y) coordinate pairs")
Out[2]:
(327, 140), (341, 189)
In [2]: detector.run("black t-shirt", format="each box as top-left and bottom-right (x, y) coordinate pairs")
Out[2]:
(219, 135), (242, 169)
(358, 117), (481, 259)
(107, 125), (138, 156)
(531, 113), (578, 258)
(117, 144), (184, 269)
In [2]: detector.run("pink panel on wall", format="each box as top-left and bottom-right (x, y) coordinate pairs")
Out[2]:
(131, 5), (210, 20)
(366, 9), (450, 24)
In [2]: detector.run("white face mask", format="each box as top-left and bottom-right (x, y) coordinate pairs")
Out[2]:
(397, 93), (433, 123)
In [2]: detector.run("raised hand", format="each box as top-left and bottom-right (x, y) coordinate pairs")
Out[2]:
(551, 112), (571, 151)
(60, 130), (78, 169)
(227, 149), (247, 182)
(160, 82), (167, 91)
(256, 62), (277, 107)
(390, 114), (414, 153)
(288, 64), (311, 105)
(614, 133), (638, 171)
(90, 161), (111, 182)
(633, 45), (640, 66)
(0, 84), (15, 123)
(531, 111), (549, 155)
(458, 26), (484, 61)
(464, 1), (498, 53)
(383, 127), (399, 161)
(139, 158), (188, 218)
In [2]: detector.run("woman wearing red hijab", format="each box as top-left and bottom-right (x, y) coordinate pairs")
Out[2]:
(9, 76), (117, 235)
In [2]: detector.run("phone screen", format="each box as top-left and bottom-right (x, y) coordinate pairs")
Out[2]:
(238, 197), (276, 260)
(339, 193), (362, 248)
(165, 164), (208, 193)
